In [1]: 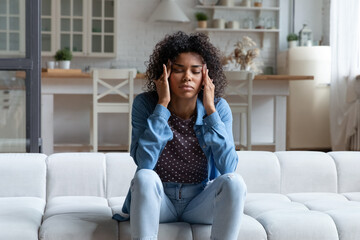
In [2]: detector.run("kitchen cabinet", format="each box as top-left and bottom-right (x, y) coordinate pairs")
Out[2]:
(0, 0), (26, 57)
(41, 0), (117, 57)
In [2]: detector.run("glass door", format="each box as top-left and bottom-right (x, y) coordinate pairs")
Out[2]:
(0, 0), (41, 153)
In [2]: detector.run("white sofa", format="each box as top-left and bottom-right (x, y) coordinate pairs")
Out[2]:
(1, 151), (360, 240)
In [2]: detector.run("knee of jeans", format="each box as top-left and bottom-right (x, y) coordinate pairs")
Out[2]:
(219, 173), (247, 199)
(132, 169), (162, 191)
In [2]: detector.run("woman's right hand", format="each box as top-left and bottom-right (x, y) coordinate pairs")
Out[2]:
(154, 62), (171, 108)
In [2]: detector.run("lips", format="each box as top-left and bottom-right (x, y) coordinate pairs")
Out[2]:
(179, 85), (193, 90)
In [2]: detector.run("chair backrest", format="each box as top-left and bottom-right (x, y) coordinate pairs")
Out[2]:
(93, 68), (137, 111)
(46, 153), (106, 199)
(224, 70), (254, 150)
(224, 70), (254, 102)
(0, 153), (47, 198)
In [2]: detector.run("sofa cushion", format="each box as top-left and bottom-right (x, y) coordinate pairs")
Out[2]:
(0, 197), (45, 240)
(276, 151), (337, 193)
(108, 196), (126, 216)
(236, 151), (281, 193)
(106, 153), (137, 198)
(342, 192), (360, 201)
(40, 196), (117, 240)
(287, 192), (347, 203)
(245, 200), (308, 219)
(303, 199), (360, 211)
(246, 193), (291, 203)
(43, 196), (111, 220)
(0, 153), (46, 198)
(256, 210), (339, 240)
(46, 153), (106, 199)
(326, 208), (360, 240)
(118, 221), (193, 240)
(39, 213), (118, 240)
(191, 215), (267, 240)
(328, 151), (360, 193)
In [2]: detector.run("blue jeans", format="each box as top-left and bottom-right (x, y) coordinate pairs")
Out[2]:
(130, 169), (247, 240)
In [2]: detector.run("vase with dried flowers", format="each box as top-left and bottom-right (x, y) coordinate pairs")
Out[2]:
(233, 36), (260, 71)
(221, 36), (262, 73)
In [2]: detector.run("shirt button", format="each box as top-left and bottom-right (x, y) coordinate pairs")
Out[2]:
(202, 145), (206, 149)
(197, 131), (200, 135)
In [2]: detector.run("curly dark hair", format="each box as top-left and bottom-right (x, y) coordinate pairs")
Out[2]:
(145, 31), (227, 99)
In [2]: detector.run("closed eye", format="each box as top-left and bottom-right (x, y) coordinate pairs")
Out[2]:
(173, 69), (183, 73)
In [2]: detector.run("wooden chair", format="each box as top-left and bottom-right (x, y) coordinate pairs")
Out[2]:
(90, 68), (136, 152)
(224, 71), (254, 150)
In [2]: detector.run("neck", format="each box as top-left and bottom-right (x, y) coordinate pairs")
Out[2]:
(168, 97), (197, 120)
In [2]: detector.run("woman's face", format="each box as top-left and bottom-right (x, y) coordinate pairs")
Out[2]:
(169, 52), (203, 101)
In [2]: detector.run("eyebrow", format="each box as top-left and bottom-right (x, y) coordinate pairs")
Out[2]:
(173, 63), (202, 68)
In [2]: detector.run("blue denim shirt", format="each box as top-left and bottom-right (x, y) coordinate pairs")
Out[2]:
(113, 92), (238, 221)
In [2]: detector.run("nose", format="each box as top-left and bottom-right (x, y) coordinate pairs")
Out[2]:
(183, 71), (191, 82)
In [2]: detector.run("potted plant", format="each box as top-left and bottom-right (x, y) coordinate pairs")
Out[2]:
(54, 48), (73, 69)
(195, 12), (208, 29)
(287, 33), (298, 48)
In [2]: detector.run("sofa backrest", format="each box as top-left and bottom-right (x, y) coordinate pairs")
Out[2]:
(328, 151), (360, 193)
(236, 151), (281, 193)
(106, 153), (137, 198)
(0, 153), (47, 198)
(46, 153), (106, 199)
(276, 151), (337, 193)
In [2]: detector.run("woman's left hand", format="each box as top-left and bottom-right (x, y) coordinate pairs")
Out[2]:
(202, 64), (216, 116)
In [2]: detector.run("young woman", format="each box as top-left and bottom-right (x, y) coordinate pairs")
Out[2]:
(113, 31), (247, 240)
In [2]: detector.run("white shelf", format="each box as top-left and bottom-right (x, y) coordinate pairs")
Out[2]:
(195, 28), (280, 33)
(195, 5), (280, 11)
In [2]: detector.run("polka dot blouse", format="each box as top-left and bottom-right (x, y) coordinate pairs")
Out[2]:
(155, 112), (208, 184)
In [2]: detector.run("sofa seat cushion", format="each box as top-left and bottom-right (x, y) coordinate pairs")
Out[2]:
(191, 214), (267, 240)
(342, 192), (360, 201)
(304, 199), (360, 211)
(40, 196), (117, 240)
(108, 196), (126, 216)
(118, 221), (192, 240)
(245, 200), (308, 218)
(326, 208), (360, 240)
(39, 213), (118, 240)
(287, 192), (347, 203)
(0, 197), (45, 240)
(246, 193), (291, 204)
(256, 209), (339, 240)
(43, 196), (112, 220)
